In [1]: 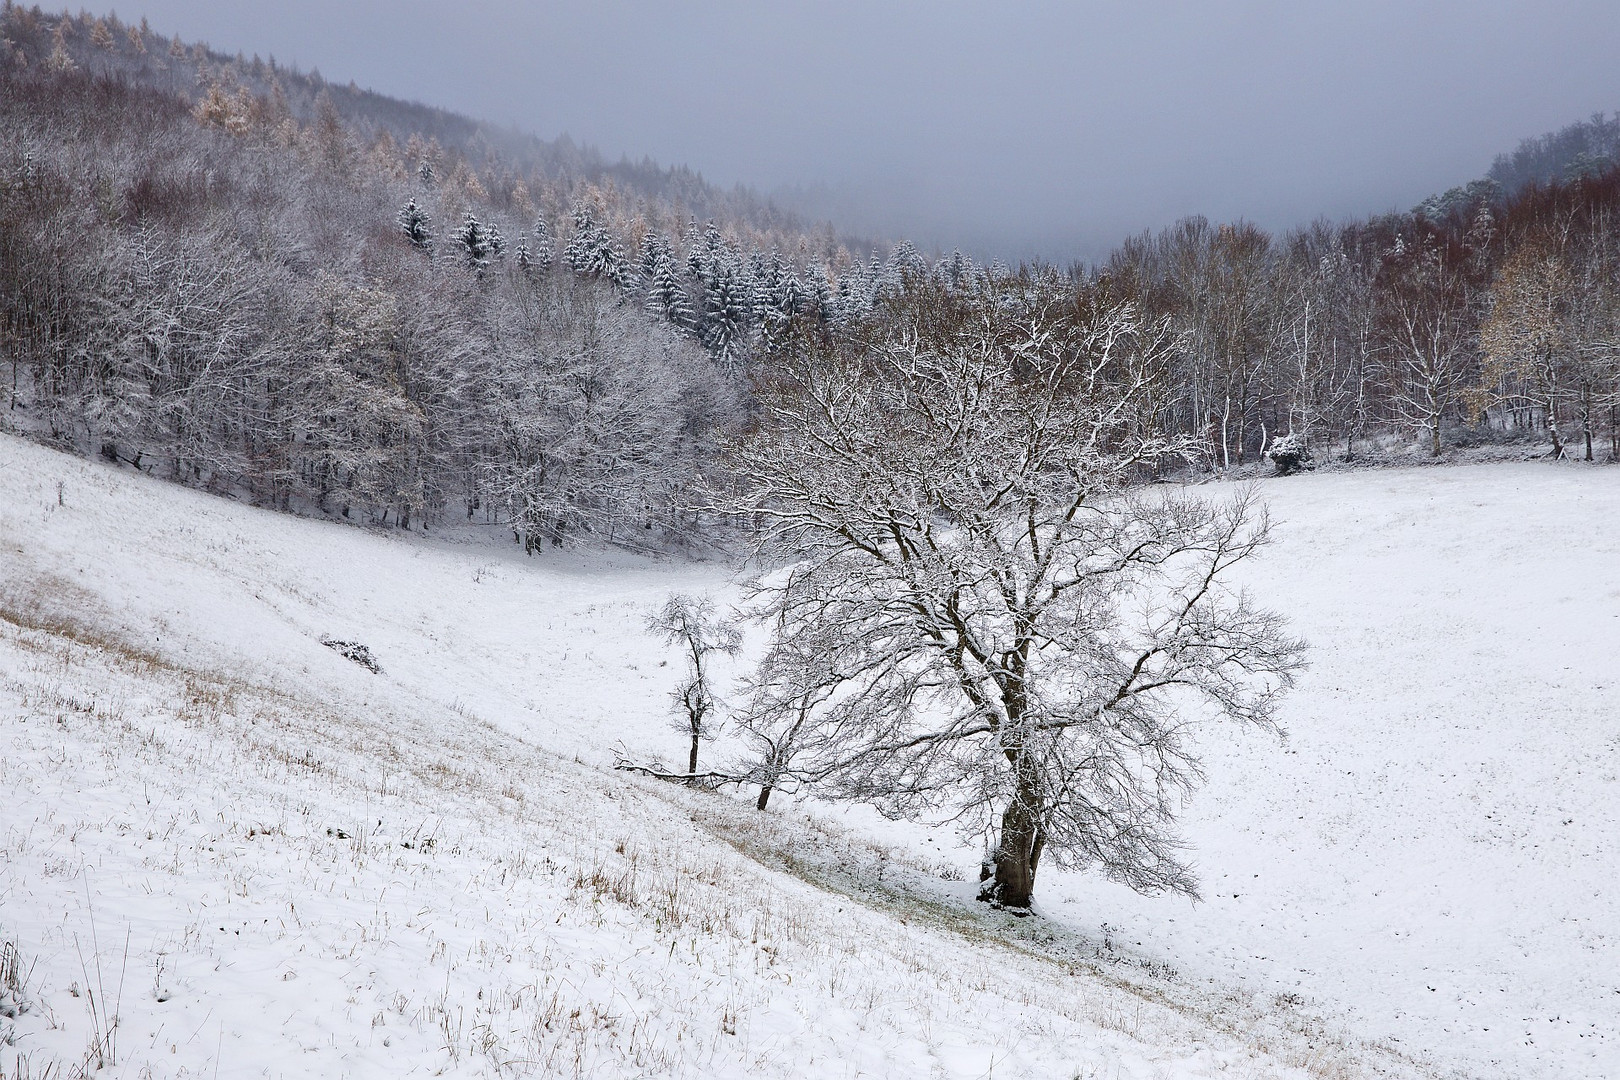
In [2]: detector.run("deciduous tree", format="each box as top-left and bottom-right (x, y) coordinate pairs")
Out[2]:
(724, 278), (1305, 910)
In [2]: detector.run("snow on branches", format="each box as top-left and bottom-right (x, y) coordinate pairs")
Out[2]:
(720, 276), (1306, 909)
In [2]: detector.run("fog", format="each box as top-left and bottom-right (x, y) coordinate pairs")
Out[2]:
(128, 0), (1620, 262)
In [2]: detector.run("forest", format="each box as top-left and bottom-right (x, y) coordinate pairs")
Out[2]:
(2, 5), (1618, 553)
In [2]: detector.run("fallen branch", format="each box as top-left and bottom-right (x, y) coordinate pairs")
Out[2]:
(611, 752), (753, 793)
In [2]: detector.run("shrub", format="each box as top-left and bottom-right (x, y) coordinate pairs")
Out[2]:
(1267, 432), (1311, 476)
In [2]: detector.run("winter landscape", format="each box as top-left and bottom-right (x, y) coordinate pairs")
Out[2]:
(4, 6), (1620, 1080)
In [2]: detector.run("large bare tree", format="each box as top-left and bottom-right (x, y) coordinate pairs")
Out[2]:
(725, 279), (1305, 910)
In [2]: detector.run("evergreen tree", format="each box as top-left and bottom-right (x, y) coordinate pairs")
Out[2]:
(941, 249), (975, 291)
(806, 264), (835, 324)
(397, 199), (432, 252)
(454, 212), (491, 276)
(777, 271), (806, 320)
(835, 263), (869, 324)
(598, 233), (635, 290)
(751, 250), (782, 326)
(564, 208), (596, 274)
(703, 260), (751, 370)
(644, 239), (694, 329)
(886, 240), (927, 287)
(531, 215), (554, 270)
(564, 208), (634, 289)
(640, 230), (670, 279)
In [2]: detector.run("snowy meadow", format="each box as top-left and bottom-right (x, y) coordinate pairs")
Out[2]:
(1, 433), (1615, 1079)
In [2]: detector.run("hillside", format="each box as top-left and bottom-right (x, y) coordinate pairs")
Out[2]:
(1488, 112), (1620, 193)
(0, 6), (854, 253)
(2, 434), (1615, 1079)
(0, 433), (1331, 1080)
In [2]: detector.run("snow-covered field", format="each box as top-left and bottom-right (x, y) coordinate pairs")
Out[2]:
(1044, 462), (1620, 1080)
(1, 433), (1614, 1079)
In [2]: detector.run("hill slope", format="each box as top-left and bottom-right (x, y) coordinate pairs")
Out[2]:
(2, 434), (1615, 1079)
(0, 433), (1335, 1080)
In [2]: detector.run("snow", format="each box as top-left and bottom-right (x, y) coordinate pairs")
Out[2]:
(1, 433), (1614, 1079)
(1040, 464), (1620, 1080)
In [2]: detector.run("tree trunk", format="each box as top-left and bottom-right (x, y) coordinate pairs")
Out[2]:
(688, 730), (700, 775)
(755, 784), (772, 811)
(983, 756), (1042, 911)
(1219, 395), (1231, 470)
(989, 800), (1039, 910)
(1580, 389), (1594, 461)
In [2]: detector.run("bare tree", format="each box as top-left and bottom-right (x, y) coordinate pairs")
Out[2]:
(724, 279), (1305, 910)
(648, 593), (742, 774)
(731, 603), (849, 811)
(1378, 234), (1475, 456)
(1484, 227), (1620, 461)
(1567, 226), (1620, 459)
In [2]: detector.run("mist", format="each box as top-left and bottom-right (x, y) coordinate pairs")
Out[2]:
(124, 0), (1620, 262)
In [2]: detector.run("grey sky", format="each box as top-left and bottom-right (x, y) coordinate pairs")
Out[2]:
(128, 1), (1620, 262)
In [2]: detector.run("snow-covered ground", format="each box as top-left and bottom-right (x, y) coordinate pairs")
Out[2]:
(1, 434), (1614, 1079)
(1041, 464), (1620, 1080)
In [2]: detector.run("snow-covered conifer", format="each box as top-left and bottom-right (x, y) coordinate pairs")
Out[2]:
(805, 264), (834, 323)
(703, 261), (751, 370)
(643, 237), (693, 328)
(531, 215), (554, 269)
(397, 199), (432, 252)
(454, 212), (491, 275)
(564, 208), (595, 274)
(639, 230), (671, 283)
(886, 240), (927, 287)
(941, 249), (974, 291)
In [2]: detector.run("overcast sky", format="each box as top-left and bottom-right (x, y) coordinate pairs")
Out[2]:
(127, 1), (1620, 262)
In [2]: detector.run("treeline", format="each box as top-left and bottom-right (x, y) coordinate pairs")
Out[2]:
(2, 7), (1618, 556)
(1488, 112), (1620, 193)
(1108, 168), (1620, 465)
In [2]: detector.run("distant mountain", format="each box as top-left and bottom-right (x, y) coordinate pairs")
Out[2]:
(1411, 110), (1620, 224)
(1488, 111), (1620, 193)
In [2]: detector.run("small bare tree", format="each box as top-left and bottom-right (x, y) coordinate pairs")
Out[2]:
(648, 593), (741, 774)
(731, 602), (849, 811)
